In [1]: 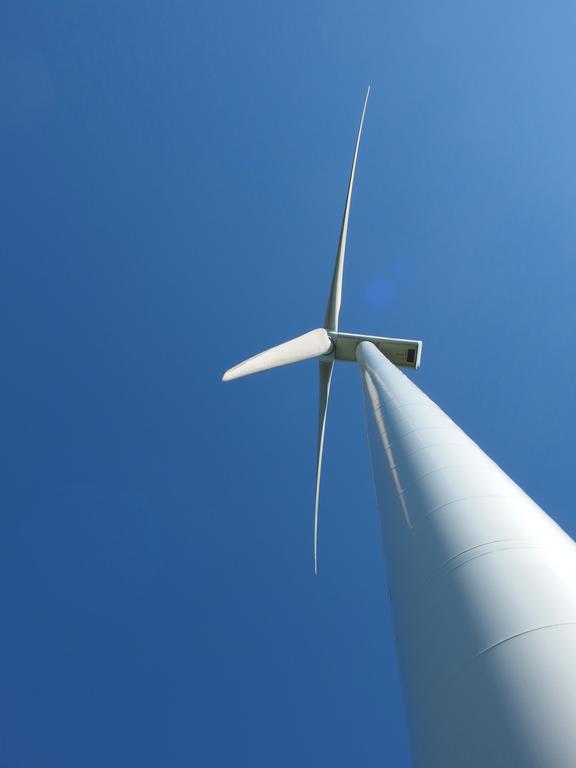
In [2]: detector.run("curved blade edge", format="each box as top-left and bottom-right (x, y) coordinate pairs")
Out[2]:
(324, 85), (371, 332)
(314, 359), (335, 574)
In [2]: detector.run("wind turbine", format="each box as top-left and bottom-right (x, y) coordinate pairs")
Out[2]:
(223, 88), (421, 574)
(222, 89), (576, 767)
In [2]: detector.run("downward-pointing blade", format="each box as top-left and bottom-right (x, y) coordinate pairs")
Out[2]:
(314, 360), (334, 574)
(324, 86), (370, 332)
(222, 328), (333, 382)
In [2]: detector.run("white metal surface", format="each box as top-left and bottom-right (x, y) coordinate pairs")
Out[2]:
(324, 86), (370, 332)
(332, 331), (421, 368)
(222, 89), (576, 766)
(357, 340), (576, 767)
(222, 328), (332, 382)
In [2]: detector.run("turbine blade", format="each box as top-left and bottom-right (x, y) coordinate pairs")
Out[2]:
(222, 328), (333, 382)
(314, 359), (334, 574)
(324, 86), (371, 332)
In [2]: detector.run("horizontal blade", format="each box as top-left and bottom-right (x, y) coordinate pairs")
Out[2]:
(222, 328), (333, 382)
(324, 86), (370, 332)
(314, 359), (334, 574)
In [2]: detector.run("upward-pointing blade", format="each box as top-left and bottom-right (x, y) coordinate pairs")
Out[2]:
(314, 359), (334, 574)
(324, 86), (370, 332)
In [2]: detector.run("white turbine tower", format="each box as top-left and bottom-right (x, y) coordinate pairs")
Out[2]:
(222, 89), (576, 767)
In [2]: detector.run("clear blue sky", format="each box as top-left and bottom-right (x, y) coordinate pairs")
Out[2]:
(3, 1), (576, 765)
